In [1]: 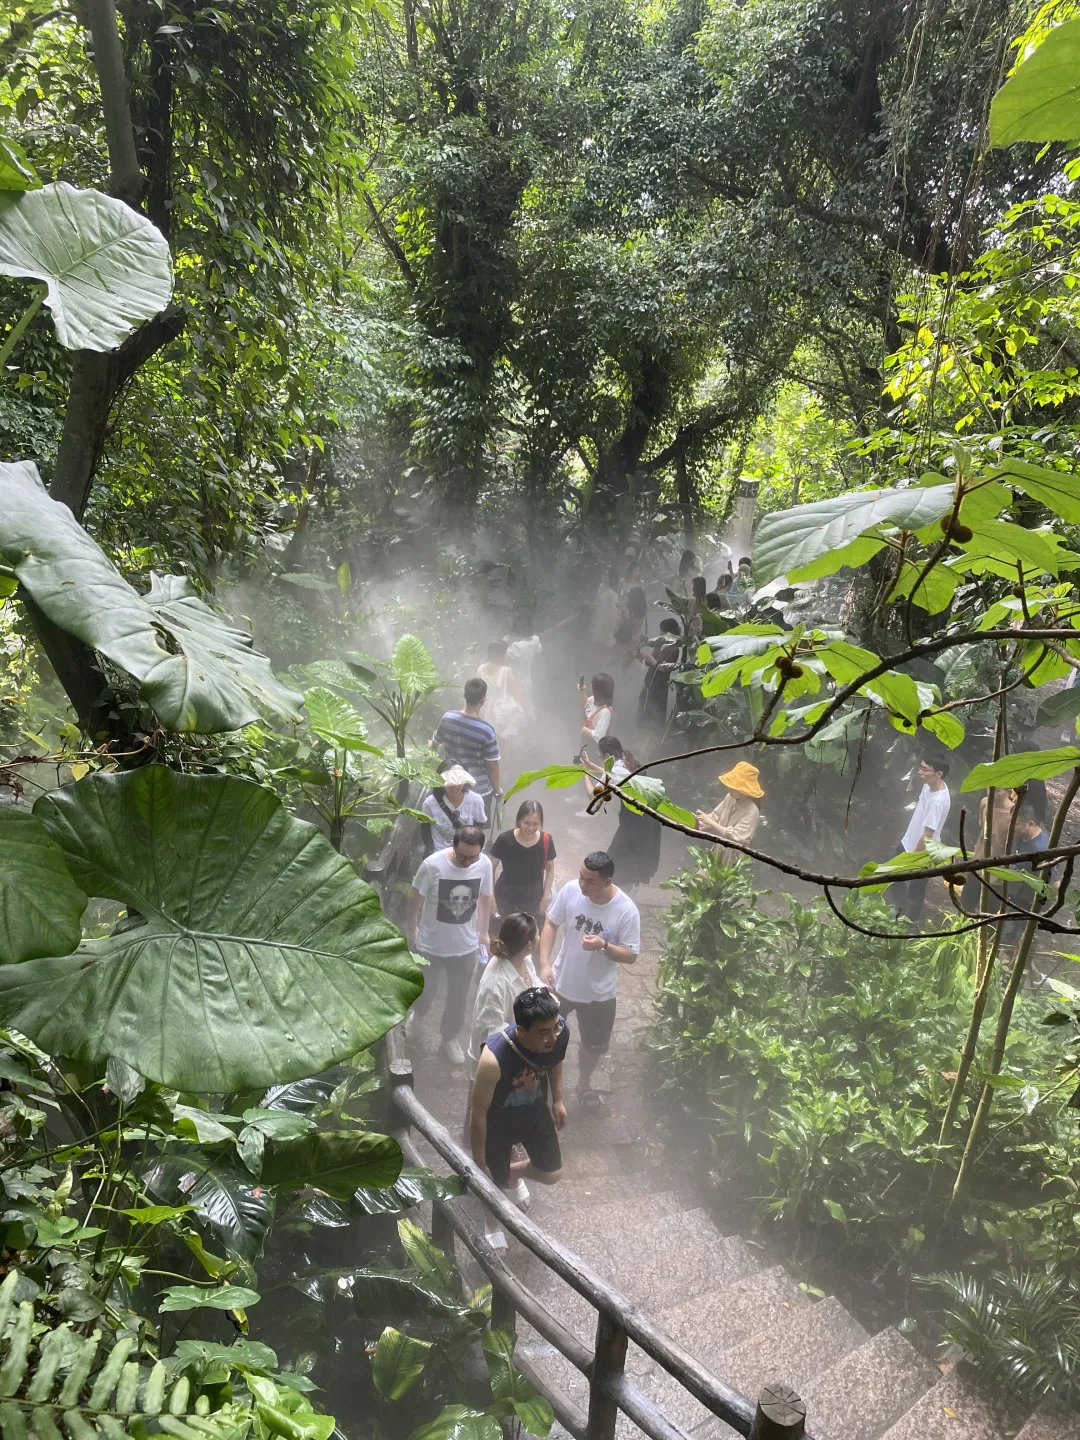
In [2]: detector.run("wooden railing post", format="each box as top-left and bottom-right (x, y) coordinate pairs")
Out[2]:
(431, 1199), (456, 1268)
(587, 1309), (627, 1440)
(749, 1384), (805, 1439)
(491, 1286), (516, 1338)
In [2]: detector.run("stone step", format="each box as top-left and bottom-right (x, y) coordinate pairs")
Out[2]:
(721, 1294), (869, 1404)
(587, 1206), (761, 1308)
(528, 1185), (682, 1236)
(1014, 1406), (1080, 1440)
(513, 1324), (654, 1440)
(656, 1262), (812, 1370)
(799, 1327), (940, 1440)
(876, 1368), (1025, 1440)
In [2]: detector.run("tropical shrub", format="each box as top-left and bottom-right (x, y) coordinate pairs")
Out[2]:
(653, 851), (1075, 1276)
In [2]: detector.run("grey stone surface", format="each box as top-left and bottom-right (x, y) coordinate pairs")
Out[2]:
(1015, 1406), (1080, 1440)
(720, 1294), (869, 1404)
(800, 1326), (939, 1440)
(876, 1369), (1025, 1440)
(588, 1208), (761, 1311)
(656, 1262), (812, 1369)
(529, 1186), (681, 1236)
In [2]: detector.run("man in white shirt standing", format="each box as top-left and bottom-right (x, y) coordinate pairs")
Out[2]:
(896, 755), (951, 923)
(537, 850), (640, 1108)
(405, 825), (494, 1065)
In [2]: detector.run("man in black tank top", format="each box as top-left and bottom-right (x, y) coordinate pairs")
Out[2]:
(469, 987), (569, 1208)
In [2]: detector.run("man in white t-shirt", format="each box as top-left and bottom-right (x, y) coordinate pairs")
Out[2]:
(537, 849), (640, 1107)
(405, 824), (494, 1065)
(896, 755), (951, 923)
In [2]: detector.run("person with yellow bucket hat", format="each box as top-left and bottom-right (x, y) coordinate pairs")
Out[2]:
(694, 761), (763, 864)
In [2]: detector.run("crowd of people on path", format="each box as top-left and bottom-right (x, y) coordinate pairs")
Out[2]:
(395, 554), (774, 1233)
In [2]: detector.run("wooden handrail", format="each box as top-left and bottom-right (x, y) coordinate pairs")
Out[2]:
(386, 1030), (811, 1440)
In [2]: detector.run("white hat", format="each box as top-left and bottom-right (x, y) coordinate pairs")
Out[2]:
(441, 765), (475, 788)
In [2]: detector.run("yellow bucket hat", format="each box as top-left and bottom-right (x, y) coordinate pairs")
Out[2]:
(719, 761), (764, 798)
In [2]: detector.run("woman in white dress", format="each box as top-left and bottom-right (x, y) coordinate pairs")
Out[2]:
(478, 640), (528, 770)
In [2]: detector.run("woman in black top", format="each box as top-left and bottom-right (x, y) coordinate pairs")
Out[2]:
(489, 801), (557, 922)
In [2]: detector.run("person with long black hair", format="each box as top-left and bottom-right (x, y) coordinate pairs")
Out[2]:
(583, 736), (661, 892)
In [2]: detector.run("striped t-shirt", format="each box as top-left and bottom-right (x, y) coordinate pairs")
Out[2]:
(433, 711), (500, 795)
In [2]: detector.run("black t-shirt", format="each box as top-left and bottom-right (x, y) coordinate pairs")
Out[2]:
(490, 829), (556, 910)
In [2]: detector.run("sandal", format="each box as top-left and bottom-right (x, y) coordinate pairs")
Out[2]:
(579, 1089), (607, 1111)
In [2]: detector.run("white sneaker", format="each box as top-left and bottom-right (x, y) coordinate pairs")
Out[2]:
(485, 1228), (508, 1251)
(440, 1038), (465, 1065)
(503, 1179), (530, 1209)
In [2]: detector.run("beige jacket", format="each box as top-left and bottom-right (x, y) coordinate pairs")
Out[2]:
(699, 792), (760, 865)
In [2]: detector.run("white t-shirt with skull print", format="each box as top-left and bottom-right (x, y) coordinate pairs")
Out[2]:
(548, 880), (640, 1004)
(412, 848), (494, 957)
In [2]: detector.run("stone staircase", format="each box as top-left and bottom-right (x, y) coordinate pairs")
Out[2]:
(509, 1171), (1079, 1440)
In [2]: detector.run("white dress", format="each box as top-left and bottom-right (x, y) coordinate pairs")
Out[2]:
(506, 634), (541, 708)
(478, 662), (527, 740)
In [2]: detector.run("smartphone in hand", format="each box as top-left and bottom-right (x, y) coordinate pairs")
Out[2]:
(578, 673), (586, 689)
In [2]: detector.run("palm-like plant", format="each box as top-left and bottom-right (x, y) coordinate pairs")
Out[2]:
(924, 1266), (1080, 1405)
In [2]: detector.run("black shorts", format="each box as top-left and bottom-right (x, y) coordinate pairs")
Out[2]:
(557, 994), (616, 1053)
(485, 1103), (562, 1187)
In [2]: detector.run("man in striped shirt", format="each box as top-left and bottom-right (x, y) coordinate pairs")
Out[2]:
(433, 678), (502, 804)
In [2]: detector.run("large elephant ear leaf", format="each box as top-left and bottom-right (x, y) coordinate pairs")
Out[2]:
(0, 767), (422, 1092)
(0, 462), (302, 732)
(391, 634), (438, 692)
(0, 182), (172, 350)
(0, 811), (86, 964)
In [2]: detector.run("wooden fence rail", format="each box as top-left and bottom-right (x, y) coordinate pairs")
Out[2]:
(385, 1032), (812, 1440)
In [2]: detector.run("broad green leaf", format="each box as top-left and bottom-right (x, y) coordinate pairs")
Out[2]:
(144, 1152), (274, 1261)
(482, 1329), (553, 1436)
(0, 463), (303, 733)
(0, 183), (171, 350)
(350, 1268), (482, 1324)
(990, 19), (1080, 145)
(887, 561), (958, 614)
(408, 1405), (501, 1440)
(1036, 686), (1080, 730)
(119, 1205), (195, 1224)
(304, 688), (381, 753)
(993, 457), (1080, 524)
(391, 634), (438, 692)
(258, 1131), (402, 1199)
(752, 485), (953, 587)
(954, 521), (1080, 577)
(353, 1169), (466, 1216)
(815, 640), (881, 687)
(397, 1216), (453, 1287)
(787, 535), (885, 582)
(172, 1339), (279, 1375)
(0, 767), (422, 1092)
(961, 747), (1080, 792)
(919, 708), (965, 749)
(505, 765), (586, 800)
(860, 670), (923, 726)
(159, 1285), (260, 1314)
(238, 1109), (315, 1175)
(372, 1327), (432, 1400)
(172, 1106), (237, 1146)
(0, 810), (86, 964)
(105, 1056), (145, 1104)
(858, 847), (957, 893)
(0, 136), (39, 193)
